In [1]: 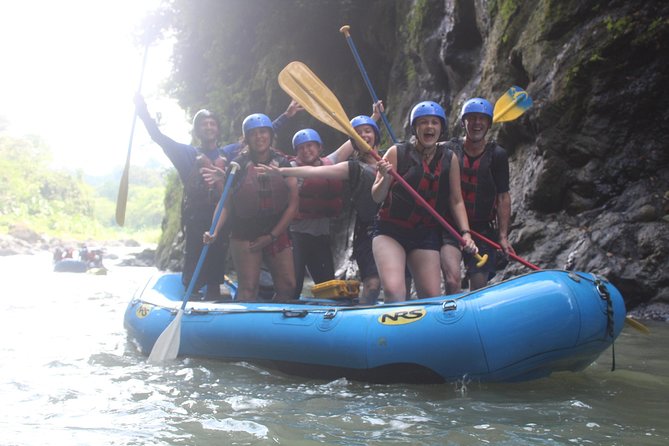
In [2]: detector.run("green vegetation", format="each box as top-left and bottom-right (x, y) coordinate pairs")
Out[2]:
(603, 15), (632, 37)
(406, 0), (428, 49)
(0, 133), (167, 243)
(488, 0), (520, 23)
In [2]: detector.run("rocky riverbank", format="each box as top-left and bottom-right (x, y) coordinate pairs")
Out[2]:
(0, 225), (157, 268)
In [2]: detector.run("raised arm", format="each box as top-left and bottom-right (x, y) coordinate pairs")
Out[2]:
(371, 145), (397, 203)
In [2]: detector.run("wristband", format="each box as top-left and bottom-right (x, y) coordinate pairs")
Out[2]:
(460, 229), (471, 236)
(269, 233), (278, 242)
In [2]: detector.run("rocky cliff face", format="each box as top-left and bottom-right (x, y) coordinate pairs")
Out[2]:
(157, 0), (669, 306)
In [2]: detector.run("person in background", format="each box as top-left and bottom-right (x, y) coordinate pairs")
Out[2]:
(204, 113), (299, 302)
(257, 103), (383, 304)
(441, 98), (514, 292)
(135, 94), (227, 300)
(53, 246), (63, 263)
(372, 101), (477, 302)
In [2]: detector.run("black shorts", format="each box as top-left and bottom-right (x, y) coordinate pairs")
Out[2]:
(372, 220), (442, 252)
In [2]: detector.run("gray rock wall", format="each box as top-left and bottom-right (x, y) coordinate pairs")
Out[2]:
(157, 0), (669, 305)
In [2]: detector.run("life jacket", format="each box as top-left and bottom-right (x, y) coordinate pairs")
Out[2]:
(182, 150), (226, 225)
(448, 139), (498, 223)
(349, 161), (379, 224)
(378, 142), (452, 228)
(292, 157), (344, 220)
(232, 151), (290, 219)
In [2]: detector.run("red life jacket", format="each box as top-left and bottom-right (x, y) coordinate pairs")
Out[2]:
(232, 152), (290, 219)
(449, 140), (498, 223)
(378, 142), (452, 228)
(292, 157), (344, 220)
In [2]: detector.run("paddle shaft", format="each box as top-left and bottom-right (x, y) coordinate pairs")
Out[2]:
(339, 25), (398, 144)
(115, 43), (150, 226)
(470, 230), (539, 270)
(180, 162), (239, 310)
(148, 162), (239, 362)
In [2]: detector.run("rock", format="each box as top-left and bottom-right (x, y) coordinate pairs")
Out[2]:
(8, 224), (43, 244)
(0, 234), (37, 256)
(628, 303), (669, 322)
(630, 204), (658, 222)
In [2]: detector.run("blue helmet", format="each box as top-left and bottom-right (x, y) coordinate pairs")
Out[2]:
(292, 128), (322, 150)
(410, 101), (446, 129)
(242, 113), (273, 138)
(350, 115), (380, 146)
(460, 98), (493, 120)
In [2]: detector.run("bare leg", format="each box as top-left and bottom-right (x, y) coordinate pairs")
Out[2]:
(230, 239), (262, 301)
(440, 244), (463, 294)
(407, 249), (442, 298)
(265, 246), (297, 301)
(372, 235), (407, 302)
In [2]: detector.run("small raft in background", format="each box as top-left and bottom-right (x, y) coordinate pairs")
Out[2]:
(53, 259), (88, 273)
(124, 270), (625, 383)
(53, 259), (107, 275)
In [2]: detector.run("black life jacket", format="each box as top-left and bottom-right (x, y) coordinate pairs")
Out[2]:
(182, 151), (226, 225)
(232, 150), (291, 219)
(292, 157), (344, 220)
(349, 161), (378, 224)
(378, 142), (452, 228)
(448, 139), (498, 223)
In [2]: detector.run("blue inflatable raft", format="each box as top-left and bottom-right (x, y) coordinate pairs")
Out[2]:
(53, 259), (88, 273)
(124, 270), (626, 383)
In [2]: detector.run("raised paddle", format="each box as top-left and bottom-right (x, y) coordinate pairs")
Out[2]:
(339, 25), (398, 143)
(278, 61), (487, 267)
(115, 43), (150, 226)
(148, 161), (240, 362)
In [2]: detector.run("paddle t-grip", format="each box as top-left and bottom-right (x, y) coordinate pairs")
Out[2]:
(475, 253), (489, 268)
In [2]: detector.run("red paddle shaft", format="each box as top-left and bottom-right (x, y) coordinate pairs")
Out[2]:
(470, 230), (539, 270)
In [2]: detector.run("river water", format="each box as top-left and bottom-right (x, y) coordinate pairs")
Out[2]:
(1, 252), (667, 446)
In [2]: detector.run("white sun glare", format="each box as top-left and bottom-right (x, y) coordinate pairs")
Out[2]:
(0, 0), (188, 175)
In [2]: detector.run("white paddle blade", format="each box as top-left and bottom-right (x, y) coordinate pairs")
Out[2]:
(148, 310), (184, 363)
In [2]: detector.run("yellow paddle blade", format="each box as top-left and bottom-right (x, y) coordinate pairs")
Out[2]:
(625, 316), (650, 335)
(493, 86), (533, 123)
(278, 61), (373, 153)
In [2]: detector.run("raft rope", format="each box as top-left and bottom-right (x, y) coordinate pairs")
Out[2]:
(594, 276), (616, 372)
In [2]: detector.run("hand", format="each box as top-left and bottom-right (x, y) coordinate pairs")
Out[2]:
(203, 231), (216, 245)
(461, 233), (478, 254)
(253, 164), (281, 176)
(376, 159), (393, 178)
(249, 234), (273, 252)
(284, 99), (304, 118)
(371, 100), (385, 121)
(201, 166), (226, 187)
(499, 237), (515, 257)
